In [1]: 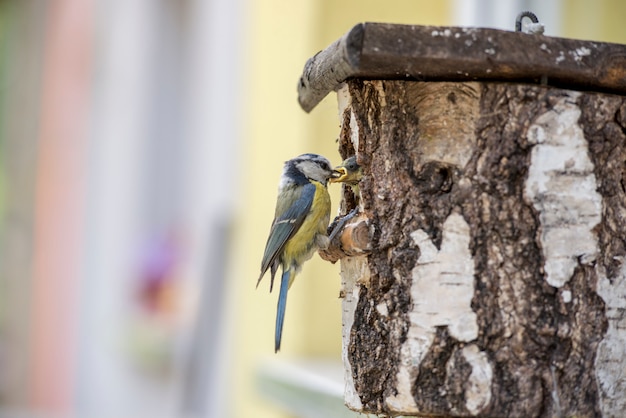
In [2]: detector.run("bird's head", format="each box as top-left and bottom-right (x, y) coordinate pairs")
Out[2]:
(284, 153), (339, 185)
(330, 156), (362, 186)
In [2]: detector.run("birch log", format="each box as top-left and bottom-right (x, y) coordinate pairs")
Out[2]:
(334, 79), (626, 417)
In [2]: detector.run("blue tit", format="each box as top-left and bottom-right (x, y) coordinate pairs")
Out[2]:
(330, 155), (363, 195)
(327, 156), (363, 242)
(257, 153), (339, 352)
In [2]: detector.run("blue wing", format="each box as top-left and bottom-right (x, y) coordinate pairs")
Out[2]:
(257, 182), (316, 291)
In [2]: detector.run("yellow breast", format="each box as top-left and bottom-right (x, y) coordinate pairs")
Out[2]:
(282, 180), (331, 269)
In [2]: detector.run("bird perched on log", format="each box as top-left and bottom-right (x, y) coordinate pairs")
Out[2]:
(257, 153), (340, 352)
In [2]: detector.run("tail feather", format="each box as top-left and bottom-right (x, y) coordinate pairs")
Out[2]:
(275, 270), (291, 352)
(256, 262), (278, 291)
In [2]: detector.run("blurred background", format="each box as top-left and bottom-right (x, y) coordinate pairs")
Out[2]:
(0, 0), (623, 417)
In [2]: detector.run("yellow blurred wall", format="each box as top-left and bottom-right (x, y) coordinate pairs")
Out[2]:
(230, 1), (624, 417)
(561, 0), (626, 44)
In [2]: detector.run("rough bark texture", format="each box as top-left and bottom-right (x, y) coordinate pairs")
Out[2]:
(298, 23), (626, 112)
(336, 79), (626, 417)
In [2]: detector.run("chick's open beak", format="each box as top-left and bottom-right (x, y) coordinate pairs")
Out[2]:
(330, 167), (348, 183)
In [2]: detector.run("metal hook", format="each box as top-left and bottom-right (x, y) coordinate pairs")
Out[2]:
(515, 11), (541, 33)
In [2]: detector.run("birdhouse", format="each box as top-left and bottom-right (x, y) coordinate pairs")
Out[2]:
(300, 22), (626, 417)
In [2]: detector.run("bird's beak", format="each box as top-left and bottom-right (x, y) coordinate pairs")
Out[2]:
(330, 167), (348, 183)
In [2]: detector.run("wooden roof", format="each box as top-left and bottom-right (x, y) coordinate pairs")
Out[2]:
(298, 22), (626, 112)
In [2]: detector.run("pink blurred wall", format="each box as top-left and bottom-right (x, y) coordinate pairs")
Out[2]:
(30, 0), (93, 412)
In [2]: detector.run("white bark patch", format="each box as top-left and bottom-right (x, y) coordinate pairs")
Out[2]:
(337, 83), (360, 153)
(461, 344), (493, 415)
(336, 83), (351, 117)
(340, 255), (368, 411)
(376, 302), (389, 317)
(595, 260), (626, 416)
(561, 289), (572, 303)
(349, 110), (359, 151)
(524, 93), (602, 287)
(386, 212), (479, 413)
(415, 83), (479, 170)
(338, 85), (366, 411)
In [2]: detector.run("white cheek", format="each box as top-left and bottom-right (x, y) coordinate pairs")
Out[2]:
(311, 167), (323, 180)
(311, 166), (329, 183)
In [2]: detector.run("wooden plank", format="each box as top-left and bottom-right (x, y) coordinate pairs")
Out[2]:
(298, 22), (626, 112)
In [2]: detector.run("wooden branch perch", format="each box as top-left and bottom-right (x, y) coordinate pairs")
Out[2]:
(319, 213), (370, 264)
